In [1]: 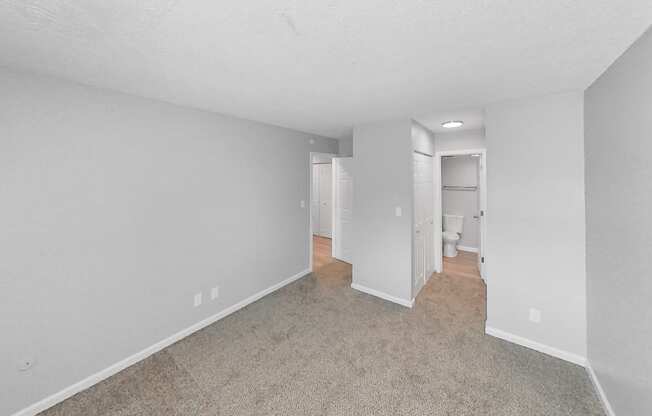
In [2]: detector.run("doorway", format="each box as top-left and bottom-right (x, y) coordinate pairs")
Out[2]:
(310, 153), (336, 271)
(433, 149), (486, 280)
(308, 153), (354, 273)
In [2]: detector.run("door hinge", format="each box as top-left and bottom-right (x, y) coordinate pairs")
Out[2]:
(481, 257), (485, 263)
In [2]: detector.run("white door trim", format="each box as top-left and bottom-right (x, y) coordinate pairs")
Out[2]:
(308, 152), (337, 272)
(433, 148), (487, 279)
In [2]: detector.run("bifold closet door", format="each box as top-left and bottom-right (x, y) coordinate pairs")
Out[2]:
(413, 152), (434, 296)
(332, 157), (353, 264)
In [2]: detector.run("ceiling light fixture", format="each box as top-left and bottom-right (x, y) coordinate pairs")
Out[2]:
(441, 120), (464, 129)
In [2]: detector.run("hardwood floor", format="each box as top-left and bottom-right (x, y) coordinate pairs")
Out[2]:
(443, 250), (481, 279)
(313, 235), (335, 270)
(314, 236), (478, 279)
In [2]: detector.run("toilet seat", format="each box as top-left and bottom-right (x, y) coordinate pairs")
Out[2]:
(443, 231), (459, 241)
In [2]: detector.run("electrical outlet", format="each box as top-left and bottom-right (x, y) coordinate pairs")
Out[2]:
(300, 200), (306, 208)
(395, 206), (402, 217)
(193, 293), (202, 307)
(211, 286), (219, 300)
(529, 308), (541, 323)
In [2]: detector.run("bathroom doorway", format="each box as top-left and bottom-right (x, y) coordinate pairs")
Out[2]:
(433, 149), (486, 280)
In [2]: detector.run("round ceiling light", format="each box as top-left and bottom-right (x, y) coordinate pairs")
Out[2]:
(441, 120), (464, 129)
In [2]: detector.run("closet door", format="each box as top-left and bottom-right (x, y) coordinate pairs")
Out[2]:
(413, 152), (434, 296)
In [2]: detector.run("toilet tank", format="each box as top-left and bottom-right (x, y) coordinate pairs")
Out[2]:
(443, 214), (464, 234)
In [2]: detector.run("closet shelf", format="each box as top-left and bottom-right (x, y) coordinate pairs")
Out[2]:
(442, 185), (477, 191)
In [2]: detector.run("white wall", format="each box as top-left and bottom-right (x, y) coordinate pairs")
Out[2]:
(0, 68), (337, 416)
(485, 91), (586, 362)
(338, 138), (353, 156)
(435, 128), (486, 152)
(411, 121), (436, 156)
(442, 156), (480, 250)
(352, 119), (413, 304)
(585, 27), (652, 416)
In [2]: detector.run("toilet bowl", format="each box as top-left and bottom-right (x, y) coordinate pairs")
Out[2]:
(443, 214), (464, 257)
(443, 231), (460, 257)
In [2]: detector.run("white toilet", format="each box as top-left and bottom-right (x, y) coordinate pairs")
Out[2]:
(443, 214), (464, 257)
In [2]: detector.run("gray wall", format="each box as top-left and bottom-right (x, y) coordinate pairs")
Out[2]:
(485, 91), (587, 360)
(585, 27), (652, 416)
(0, 68), (337, 415)
(338, 138), (353, 156)
(352, 119), (413, 303)
(442, 156), (480, 250)
(411, 120), (436, 156)
(435, 128), (486, 152)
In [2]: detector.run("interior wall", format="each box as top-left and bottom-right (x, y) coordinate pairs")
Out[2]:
(485, 91), (587, 361)
(411, 120), (436, 156)
(338, 138), (353, 156)
(442, 156), (480, 250)
(0, 68), (338, 416)
(352, 119), (413, 304)
(435, 128), (486, 151)
(585, 27), (652, 416)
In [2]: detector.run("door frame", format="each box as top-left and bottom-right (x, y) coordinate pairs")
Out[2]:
(308, 152), (337, 272)
(433, 148), (487, 280)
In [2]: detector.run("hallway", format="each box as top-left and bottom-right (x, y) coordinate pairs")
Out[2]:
(313, 235), (335, 271)
(443, 250), (481, 280)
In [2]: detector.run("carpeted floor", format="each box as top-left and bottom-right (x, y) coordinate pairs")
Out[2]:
(39, 261), (604, 415)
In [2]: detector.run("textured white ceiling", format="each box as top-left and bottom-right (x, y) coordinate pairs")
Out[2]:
(1, 1), (650, 138)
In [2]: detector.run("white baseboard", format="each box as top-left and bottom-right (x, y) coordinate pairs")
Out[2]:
(351, 283), (414, 308)
(485, 326), (586, 367)
(457, 245), (479, 253)
(12, 268), (311, 416)
(586, 361), (616, 416)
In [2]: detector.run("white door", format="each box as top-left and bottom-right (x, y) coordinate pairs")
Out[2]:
(478, 153), (487, 279)
(318, 164), (333, 238)
(311, 164), (320, 235)
(413, 152), (434, 296)
(332, 157), (353, 263)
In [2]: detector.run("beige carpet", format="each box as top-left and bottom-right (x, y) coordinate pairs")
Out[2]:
(39, 261), (603, 415)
